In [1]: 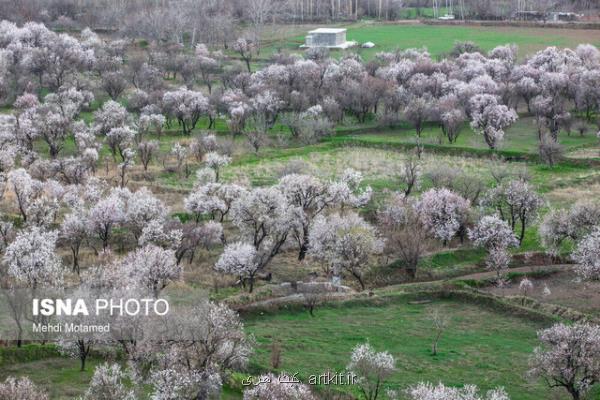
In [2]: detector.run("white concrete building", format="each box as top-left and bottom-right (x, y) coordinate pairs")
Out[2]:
(302, 28), (356, 49)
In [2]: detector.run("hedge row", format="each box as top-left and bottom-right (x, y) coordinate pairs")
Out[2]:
(0, 343), (60, 366)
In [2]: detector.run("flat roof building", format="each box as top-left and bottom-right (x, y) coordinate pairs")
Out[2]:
(302, 28), (356, 49)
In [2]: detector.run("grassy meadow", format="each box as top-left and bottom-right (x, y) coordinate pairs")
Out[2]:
(263, 22), (600, 59)
(0, 298), (573, 400)
(245, 298), (563, 400)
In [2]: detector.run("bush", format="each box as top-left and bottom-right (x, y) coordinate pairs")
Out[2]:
(538, 136), (563, 166)
(449, 41), (483, 57)
(0, 344), (60, 366)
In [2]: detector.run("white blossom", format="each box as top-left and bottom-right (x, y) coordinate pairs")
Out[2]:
(243, 373), (315, 400)
(415, 188), (470, 243)
(469, 94), (517, 149)
(83, 363), (136, 400)
(0, 376), (48, 400)
(529, 323), (600, 400)
(120, 244), (181, 295)
(162, 88), (209, 135)
(347, 343), (395, 400)
(572, 228), (600, 281)
(204, 152), (231, 181)
(308, 212), (383, 290)
(403, 382), (510, 400)
(3, 227), (62, 288)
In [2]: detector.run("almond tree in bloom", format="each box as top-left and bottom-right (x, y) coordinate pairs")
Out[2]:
(469, 94), (518, 150)
(0, 115), (19, 172)
(222, 89), (250, 135)
(3, 226), (63, 289)
(0, 377), (48, 400)
(150, 368), (221, 400)
(218, 187), (295, 292)
(243, 373), (316, 400)
(347, 343), (395, 400)
(119, 244), (181, 296)
(137, 140), (159, 172)
(138, 113), (165, 139)
(328, 168), (373, 210)
(28, 88), (92, 158)
(118, 148), (135, 188)
(56, 287), (110, 371)
(233, 37), (257, 72)
(539, 200), (600, 256)
(404, 94), (434, 138)
(195, 43), (221, 94)
(185, 181), (246, 223)
(531, 72), (571, 142)
(93, 100), (130, 136)
(101, 70), (128, 101)
(519, 277), (534, 297)
(73, 121), (100, 168)
(468, 215), (519, 280)
(514, 74), (540, 113)
(162, 88), (209, 135)
(308, 212), (383, 290)
(278, 173), (338, 260)
(106, 126), (137, 162)
(397, 156), (420, 197)
(529, 323), (600, 400)
(481, 179), (543, 244)
(82, 363), (135, 400)
(189, 133), (218, 163)
(60, 208), (88, 274)
(415, 188), (471, 245)
(87, 190), (125, 251)
(203, 152), (231, 182)
(39, 32), (95, 91)
(295, 105), (334, 144)
(246, 90), (283, 152)
(171, 142), (188, 177)
(130, 302), (252, 399)
(174, 220), (223, 265)
(572, 228), (600, 281)
(439, 96), (466, 144)
(6, 168), (43, 223)
(138, 219), (183, 251)
(214, 242), (257, 290)
(400, 382), (510, 400)
(124, 187), (169, 241)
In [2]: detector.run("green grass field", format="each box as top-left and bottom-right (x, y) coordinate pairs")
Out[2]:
(0, 357), (102, 400)
(244, 298), (563, 400)
(332, 117), (598, 155)
(263, 22), (600, 60)
(1, 297), (594, 400)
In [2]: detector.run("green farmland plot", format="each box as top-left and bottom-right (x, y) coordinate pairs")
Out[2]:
(263, 22), (600, 60)
(244, 298), (570, 400)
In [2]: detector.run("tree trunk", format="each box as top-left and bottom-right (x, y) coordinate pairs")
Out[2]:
(80, 352), (87, 371)
(519, 216), (526, 244)
(248, 274), (255, 293)
(71, 246), (80, 275)
(406, 265), (417, 279)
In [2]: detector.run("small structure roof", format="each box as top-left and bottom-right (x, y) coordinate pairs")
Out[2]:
(308, 28), (346, 34)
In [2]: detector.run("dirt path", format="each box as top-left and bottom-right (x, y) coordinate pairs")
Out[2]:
(448, 264), (570, 281)
(234, 264), (571, 311)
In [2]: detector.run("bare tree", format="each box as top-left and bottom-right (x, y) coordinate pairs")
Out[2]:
(427, 307), (449, 356)
(379, 194), (429, 279)
(247, 0), (275, 55)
